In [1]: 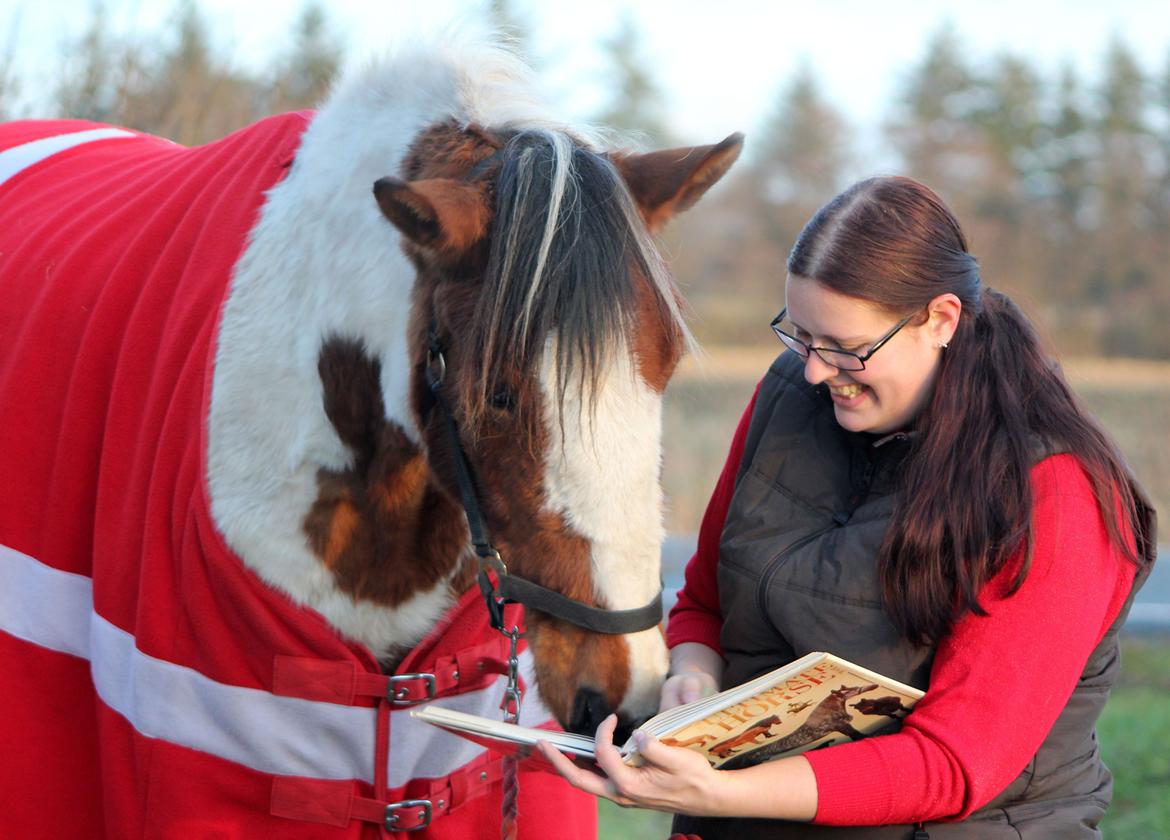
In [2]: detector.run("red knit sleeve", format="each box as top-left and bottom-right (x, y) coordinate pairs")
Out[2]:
(805, 454), (1138, 825)
(664, 384), (761, 654)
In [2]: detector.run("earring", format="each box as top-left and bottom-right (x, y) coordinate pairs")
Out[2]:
(936, 342), (948, 349)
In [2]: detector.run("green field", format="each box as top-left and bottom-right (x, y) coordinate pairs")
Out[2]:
(597, 634), (1170, 838)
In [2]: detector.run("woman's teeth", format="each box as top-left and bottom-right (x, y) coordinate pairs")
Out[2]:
(831, 384), (864, 398)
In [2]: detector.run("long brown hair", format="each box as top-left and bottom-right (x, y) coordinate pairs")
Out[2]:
(788, 176), (1155, 644)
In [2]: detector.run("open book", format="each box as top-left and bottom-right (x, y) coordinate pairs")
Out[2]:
(411, 651), (924, 770)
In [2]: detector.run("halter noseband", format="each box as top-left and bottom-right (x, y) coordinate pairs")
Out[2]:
(423, 329), (664, 636)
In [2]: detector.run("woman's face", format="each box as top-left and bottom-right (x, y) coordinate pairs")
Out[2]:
(783, 275), (951, 435)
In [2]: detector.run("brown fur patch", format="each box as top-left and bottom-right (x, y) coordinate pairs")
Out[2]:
(629, 272), (685, 394)
(526, 616), (632, 727)
(304, 337), (469, 608)
(323, 494), (360, 569)
(401, 120), (504, 181)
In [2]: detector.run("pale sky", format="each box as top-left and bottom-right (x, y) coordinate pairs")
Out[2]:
(5, 0), (1169, 168)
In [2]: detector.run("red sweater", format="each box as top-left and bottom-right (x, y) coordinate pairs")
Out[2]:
(666, 386), (1137, 825)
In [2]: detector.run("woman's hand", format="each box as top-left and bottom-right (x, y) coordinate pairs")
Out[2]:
(659, 642), (724, 712)
(537, 714), (729, 815)
(659, 671), (720, 710)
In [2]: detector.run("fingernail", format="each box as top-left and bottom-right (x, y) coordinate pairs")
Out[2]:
(632, 730), (647, 748)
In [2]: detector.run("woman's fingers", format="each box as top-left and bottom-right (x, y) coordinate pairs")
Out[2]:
(539, 714), (719, 814)
(536, 737), (638, 807)
(536, 741), (610, 797)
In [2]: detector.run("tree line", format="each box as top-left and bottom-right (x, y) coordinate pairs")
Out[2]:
(676, 25), (1170, 358)
(3, 2), (1168, 358)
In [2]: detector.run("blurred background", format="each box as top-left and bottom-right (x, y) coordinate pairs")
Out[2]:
(2, 0), (1166, 834)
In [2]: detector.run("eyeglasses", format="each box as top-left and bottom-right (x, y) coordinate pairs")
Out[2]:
(769, 307), (916, 371)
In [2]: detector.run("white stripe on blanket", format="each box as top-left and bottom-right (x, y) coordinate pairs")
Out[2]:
(0, 127), (135, 187)
(0, 542), (552, 787)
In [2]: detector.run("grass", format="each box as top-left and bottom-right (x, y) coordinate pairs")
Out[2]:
(1099, 634), (1170, 838)
(596, 634), (1170, 838)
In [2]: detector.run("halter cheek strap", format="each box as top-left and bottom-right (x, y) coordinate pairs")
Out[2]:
(424, 329), (663, 636)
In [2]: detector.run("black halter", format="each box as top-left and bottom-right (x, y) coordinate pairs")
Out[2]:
(423, 329), (663, 636)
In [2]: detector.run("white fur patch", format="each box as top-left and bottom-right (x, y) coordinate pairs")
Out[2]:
(538, 338), (670, 718)
(207, 33), (572, 657)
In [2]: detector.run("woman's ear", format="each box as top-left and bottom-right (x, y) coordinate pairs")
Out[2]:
(926, 293), (962, 348)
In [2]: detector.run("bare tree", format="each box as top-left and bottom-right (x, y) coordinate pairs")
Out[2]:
(0, 13), (20, 121)
(594, 12), (672, 147)
(267, 3), (341, 112)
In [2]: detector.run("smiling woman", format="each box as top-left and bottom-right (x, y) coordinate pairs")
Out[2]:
(541, 175), (1158, 840)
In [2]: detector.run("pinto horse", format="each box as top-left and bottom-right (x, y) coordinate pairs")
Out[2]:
(0, 38), (741, 838)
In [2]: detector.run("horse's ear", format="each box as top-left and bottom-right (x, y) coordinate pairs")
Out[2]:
(612, 132), (745, 233)
(373, 177), (490, 255)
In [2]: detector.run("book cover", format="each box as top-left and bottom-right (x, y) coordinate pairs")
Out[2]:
(410, 652), (923, 770)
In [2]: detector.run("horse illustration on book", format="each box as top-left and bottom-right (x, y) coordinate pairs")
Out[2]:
(709, 715), (783, 758)
(0, 32), (742, 838)
(660, 732), (719, 749)
(718, 683), (878, 770)
(852, 695), (914, 720)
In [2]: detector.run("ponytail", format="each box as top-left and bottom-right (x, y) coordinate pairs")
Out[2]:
(879, 289), (1155, 644)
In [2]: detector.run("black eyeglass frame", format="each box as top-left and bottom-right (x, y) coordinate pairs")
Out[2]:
(769, 307), (916, 371)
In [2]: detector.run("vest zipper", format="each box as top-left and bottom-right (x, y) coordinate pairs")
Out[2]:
(755, 523), (838, 621)
(755, 446), (878, 623)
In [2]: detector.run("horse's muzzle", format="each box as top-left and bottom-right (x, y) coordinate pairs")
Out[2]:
(567, 686), (639, 744)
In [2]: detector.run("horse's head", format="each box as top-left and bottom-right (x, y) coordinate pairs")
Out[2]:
(373, 121), (741, 736)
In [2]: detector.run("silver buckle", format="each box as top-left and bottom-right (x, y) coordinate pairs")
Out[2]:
(388, 673), (436, 705)
(384, 799), (432, 832)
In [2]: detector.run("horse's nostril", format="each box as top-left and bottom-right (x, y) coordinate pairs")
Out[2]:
(568, 686), (612, 736)
(568, 688), (643, 744)
(611, 716), (637, 746)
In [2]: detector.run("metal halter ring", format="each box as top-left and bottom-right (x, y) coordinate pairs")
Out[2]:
(425, 348), (446, 388)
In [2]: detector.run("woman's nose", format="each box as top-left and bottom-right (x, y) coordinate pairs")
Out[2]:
(802, 352), (837, 385)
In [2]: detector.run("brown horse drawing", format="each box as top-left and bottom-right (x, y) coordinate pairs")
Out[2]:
(852, 695), (914, 720)
(718, 684), (878, 770)
(709, 715), (784, 758)
(660, 732), (719, 749)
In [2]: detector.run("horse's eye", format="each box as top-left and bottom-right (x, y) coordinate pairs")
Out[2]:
(489, 385), (516, 413)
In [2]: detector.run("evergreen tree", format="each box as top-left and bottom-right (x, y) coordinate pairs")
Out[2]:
(975, 53), (1044, 188)
(594, 12), (672, 147)
(962, 52), (1047, 308)
(0, 19), (20, 121)
(1033, 62), (1095, 338)
(1152, 48), (1170, 257)
(118, 0), (260, 145)
(664, 60), (850, 343)
(884, 23), (982, 196)
(1092, 36), (1160, 353)
(269, 3), (341, 112)
(751, 60), (851, 242)
(53, 5), (129, 123)
(1043, 63), (1092, 229)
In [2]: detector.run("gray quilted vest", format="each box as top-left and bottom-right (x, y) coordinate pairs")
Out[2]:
(673, 351), (1153, 840)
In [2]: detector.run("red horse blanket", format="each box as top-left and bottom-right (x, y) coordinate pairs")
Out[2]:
(0, 119), (593, 837)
